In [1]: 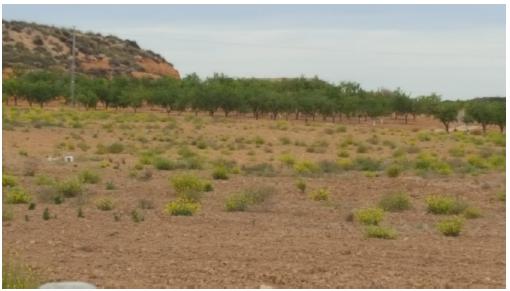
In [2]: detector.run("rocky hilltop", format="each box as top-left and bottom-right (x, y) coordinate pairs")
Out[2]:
(2, 20), (180, 79)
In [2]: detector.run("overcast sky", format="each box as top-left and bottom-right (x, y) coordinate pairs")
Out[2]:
(3, 4), (506, 99)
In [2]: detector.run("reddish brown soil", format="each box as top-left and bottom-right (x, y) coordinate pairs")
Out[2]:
(2, 109), (505, 288)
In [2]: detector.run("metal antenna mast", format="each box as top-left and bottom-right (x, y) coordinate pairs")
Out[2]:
(70, 26), (76, 107)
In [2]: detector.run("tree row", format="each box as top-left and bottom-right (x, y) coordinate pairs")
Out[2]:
(2, 70), (505, 133)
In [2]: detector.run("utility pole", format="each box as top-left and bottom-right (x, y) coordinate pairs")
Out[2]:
(70, 26), (76, 107)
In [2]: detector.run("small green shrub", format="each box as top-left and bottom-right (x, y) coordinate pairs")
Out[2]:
(165, 199), (200, 216)
(203, 182), (214, 192)
(293, 160), (320, 175)
(53, 193), (64, 205)
(57, 180), (83, 198)
(96, 198), (114, 211)
(296, 179), (306, 193)
(225, 193), (250, 212)
(309, 188), (330, 201)
(107, 142), (125, 154)
(337, 151), (349, 158)
(386, 165), (402, 177)
(105, 181), (116, 190)
(425, 195), (467, 215)
(415, 153), (452, 175)
(212, 166), (229, 180)
(2, 175), (17, 187)
(378, 192), (411, 212)
(353, 157), (381, 172)
(5, 187), (31, 204)
(487, 132), (505, 147)
(79, 170), (100, 184)
(337, 158), (353, 170)
(131, 209), (144, 223)
(357, 144), (368, 153)
(463, 207), (482, 219)
(35, 175), (55, 186)
(354, 208), (384, 225)
(417, 132), (431, 142)
(364, 225), (397, 239)
(467, 155), (490, 170)
(224, 187), (275, 212)
(249, 186), (274, 203)
(253, 136), (265, 145)
(28, 203), (36, 210)
(278, 154), (296, 167)
(170, 174), (209, 199)
(437, 217), (463, 236)
(42, 208), (51, 220)
(2, 259), (40, 289)
(153, 157), (173, 170)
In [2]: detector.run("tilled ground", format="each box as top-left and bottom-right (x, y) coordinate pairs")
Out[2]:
(3, 172), (505, 288)
(2, 110), (506, 288)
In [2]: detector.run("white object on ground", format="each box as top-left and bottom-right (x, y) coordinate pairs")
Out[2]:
(39, 281), (96, 289)
(47, 156), (61, 162)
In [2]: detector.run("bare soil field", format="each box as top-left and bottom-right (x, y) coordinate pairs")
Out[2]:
(2, 107), (506, 288)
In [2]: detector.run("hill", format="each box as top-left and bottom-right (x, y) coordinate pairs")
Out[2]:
(2, 20), (180, 79)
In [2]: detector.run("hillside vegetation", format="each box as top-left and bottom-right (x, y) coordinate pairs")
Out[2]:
(2, 20), (180, 79)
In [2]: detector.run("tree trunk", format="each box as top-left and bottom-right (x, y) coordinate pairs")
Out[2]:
(443, 121), (450, 133)
(404, 114), (408, 124)
(482, 123), (487, 134)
